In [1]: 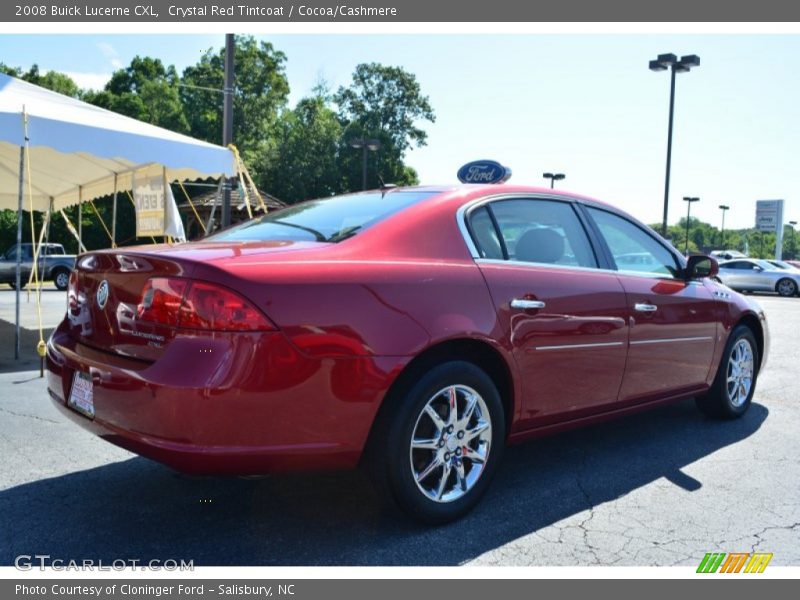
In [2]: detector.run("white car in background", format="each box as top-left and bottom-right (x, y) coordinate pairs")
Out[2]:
(767, 260), (800, 273)
(716, 258), (800, 297)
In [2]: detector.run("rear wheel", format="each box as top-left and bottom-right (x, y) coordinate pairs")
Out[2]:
(8, 280), (26, 290)
(52, 268), (70, 291)
(776, 278), (797, 297)
(696, 325), (758, 419)
(366, 361), (505, 524)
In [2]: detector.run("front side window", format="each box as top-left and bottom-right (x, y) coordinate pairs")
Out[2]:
(485, 199), (598, 268)
(587, 207), (680, 278)
(724, 261), (750, 270)
(209, 191), (436, 244)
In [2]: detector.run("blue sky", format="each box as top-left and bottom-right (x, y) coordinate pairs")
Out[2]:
(1, 33), (798, 230)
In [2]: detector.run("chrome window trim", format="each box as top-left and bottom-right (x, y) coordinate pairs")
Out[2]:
(475, 257), (617, 276)
(456, 194), (711, 288)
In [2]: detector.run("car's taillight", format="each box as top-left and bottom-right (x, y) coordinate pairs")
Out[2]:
(136, 277), (274, 332)
(136, 278), (189, 328)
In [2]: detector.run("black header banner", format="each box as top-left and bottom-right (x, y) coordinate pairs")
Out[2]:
(3, 0), (800, 22)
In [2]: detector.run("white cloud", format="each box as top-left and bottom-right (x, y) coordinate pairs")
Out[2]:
(62, 71), (111, 91)
(96, 41), (123, 69)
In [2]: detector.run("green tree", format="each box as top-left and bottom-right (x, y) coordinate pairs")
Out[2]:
(83, 57), (188, 133)
(180, 35), (290, 176)
(0, 63), (80, 97)
(334, 63), (435, 190)
(264, 92), (343, 203)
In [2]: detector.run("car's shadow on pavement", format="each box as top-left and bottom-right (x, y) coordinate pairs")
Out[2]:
(0, 399), (767, 566)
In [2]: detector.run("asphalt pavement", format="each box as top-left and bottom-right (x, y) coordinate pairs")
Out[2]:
(0, 290), (797, 566)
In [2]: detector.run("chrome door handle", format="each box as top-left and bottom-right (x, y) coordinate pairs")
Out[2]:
(634, 303), (658, 312)
(510, 298), (546, 310)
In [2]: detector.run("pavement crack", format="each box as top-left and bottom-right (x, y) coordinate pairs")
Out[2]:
(0, 406), (59, 424)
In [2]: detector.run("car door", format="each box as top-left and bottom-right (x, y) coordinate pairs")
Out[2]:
(746, 261), (774, 291)
(718, 260), (748, 289)
(583, 206), (719, 403)
(466, 197), (629, 428)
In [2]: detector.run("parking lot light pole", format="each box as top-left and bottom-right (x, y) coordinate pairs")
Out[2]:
(719, 204), (730, 249)
(649, 53), (700, 237)
(349, 138), (381, 190)
(542, 172), (565, 189)
(790, 220), (798, 259)
(683, 196), (699, 254)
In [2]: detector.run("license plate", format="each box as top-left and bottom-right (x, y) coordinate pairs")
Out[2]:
(68, 371), (95, 418)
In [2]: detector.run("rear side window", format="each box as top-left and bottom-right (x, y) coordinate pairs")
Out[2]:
(467, 207), (504, 259)
(209, 191), (436, 243)
(587, 207), (680, 278)
(477, 199), (598, 268)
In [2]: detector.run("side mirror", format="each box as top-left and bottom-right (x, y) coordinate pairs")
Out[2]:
(753, 265), (763, 272)
(686, 255), (719, 280)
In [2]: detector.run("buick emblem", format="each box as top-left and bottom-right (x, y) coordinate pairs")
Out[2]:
(96, 280), (109, 310)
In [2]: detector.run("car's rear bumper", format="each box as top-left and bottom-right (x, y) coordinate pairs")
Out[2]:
(46, 322), (406, 475)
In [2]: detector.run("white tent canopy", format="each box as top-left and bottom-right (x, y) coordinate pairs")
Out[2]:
(0, 72), (235, 212)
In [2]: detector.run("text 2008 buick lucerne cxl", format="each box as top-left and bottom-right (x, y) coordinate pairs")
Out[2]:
(46, 181), (768, 523)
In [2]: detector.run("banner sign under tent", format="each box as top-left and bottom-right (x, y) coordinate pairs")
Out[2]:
(0, 72), (236, 361)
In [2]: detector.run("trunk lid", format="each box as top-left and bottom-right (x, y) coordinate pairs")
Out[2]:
(66, 240), (326, 361)
(68, 251), (195, 362)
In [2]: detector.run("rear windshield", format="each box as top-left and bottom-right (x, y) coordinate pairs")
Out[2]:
(207, 191), (436, 243)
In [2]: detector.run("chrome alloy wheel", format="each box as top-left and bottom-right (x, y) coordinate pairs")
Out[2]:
(409, 384), (492, 503)
(727, 338), (754, 408)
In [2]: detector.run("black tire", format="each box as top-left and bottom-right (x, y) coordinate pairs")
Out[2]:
(52, 268), (70, 291)
(365, 360), (505, 525)
(776, 278), (798, 297)
(8, 280), (25, 290)
(696, 325), (759, 419)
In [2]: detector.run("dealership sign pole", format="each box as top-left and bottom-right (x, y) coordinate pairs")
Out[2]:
(755, 199), (785, 260)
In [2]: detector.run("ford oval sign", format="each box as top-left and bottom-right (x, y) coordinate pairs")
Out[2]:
(457, 160), (512, 184)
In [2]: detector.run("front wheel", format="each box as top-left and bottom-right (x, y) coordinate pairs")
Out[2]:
(367, 361), (505, 524)
(776, 278), (798, 297)
(696, 325), (759, 419)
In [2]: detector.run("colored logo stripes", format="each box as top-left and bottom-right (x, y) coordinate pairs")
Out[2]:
(697, 552), (773, 573)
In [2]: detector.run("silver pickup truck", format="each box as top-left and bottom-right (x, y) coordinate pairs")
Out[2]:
(0, 243), (77, 291)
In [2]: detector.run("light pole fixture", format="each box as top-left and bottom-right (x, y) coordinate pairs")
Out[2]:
(790, 220), (798, 259)
(542, 172), (565, 189)
(718, 204), (730, 249)
(349, 137), (381, 191)
(649, 53), (701, 236)
(682, 196), (699, 254)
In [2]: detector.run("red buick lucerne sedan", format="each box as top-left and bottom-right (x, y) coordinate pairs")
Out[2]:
(46, 183), (768, 523)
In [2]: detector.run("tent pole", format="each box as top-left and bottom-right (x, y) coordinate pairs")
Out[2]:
(222, 33), (235, 228)
(14, 145), (24, 360)
(112, 174), (118, 248)
(77, 186), (82, 252)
